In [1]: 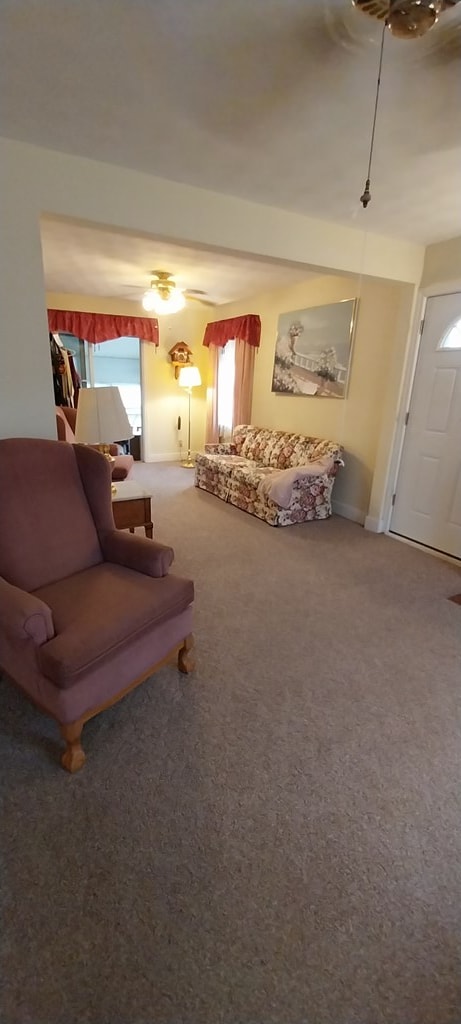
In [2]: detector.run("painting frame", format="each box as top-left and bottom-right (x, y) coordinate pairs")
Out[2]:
(271, 297), (358, 399)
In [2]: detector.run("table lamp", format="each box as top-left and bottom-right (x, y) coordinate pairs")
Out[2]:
(75, 386), (132, 489)
(178, 365), (201, 468)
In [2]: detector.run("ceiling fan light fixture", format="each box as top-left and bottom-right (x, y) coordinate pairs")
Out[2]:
(141, 271), (186, 315)
(387, 0), (443, 38)
(147, 289), (186, 315)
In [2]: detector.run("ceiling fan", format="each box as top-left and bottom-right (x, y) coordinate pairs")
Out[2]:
(352, 0), (459, 38)
(343, 0), (461, 207)
(126, 271), (215, 314)
(317, 0), (461, 61)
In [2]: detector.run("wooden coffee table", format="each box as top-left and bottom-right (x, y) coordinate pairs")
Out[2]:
(112, 480), (153, 538)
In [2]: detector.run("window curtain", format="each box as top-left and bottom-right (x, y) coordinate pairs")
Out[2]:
(47, 309), (159, 345)
(205, 344), (220, 444)
(233, 337), (256, 427)
(203, 314), (260, 441)
(203, 314), (261, 350)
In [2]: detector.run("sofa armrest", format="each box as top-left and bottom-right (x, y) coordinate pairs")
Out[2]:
(204, 442), (237, 455)
(0, 576), (54, 645)
(101, 530), (174, 578)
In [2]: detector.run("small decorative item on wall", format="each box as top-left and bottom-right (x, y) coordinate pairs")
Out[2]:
(271, 298), (358, 398)
(168, 341), (193, 378)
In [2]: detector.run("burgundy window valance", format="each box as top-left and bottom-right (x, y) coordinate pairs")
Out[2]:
(203, 314), (261, 349)
(48, 309), (159, 345)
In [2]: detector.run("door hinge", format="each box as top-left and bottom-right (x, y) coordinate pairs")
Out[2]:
(391, 493), (396, 507)
(419, 317), (425, 334)
(404, 411), (410, 426)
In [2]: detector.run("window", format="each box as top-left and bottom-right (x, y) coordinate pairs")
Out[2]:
(91, 337), (142, 434)
(217, 339), (235, 438)
(439, 318), (461, 351)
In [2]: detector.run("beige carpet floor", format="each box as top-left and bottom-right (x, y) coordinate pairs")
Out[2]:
(2, 462), (461, 1024)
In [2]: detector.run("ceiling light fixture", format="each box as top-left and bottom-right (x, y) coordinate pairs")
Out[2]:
(352, 0), (450, 38)
(142, 271), (186, 315)
(386, 0), (444, 38)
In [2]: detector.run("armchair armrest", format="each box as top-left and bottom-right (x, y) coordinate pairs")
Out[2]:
(0, 576), (54, 645)
(101, 530), (174, 578)
(204, 442), (237, 455)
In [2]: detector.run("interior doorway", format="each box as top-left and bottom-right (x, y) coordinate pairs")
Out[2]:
(86, 337), (142, 457)
(59, 333), (143, 459)
(390, 292), (461, 560)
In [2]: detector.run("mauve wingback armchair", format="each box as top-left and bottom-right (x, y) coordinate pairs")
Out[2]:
(0, 438), (195, 772)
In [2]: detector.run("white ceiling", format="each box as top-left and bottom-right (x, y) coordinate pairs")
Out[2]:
(2, 0), (461, 245)
(40, 216), (317, 306)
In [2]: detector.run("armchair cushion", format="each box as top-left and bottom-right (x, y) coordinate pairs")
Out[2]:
(35, 563), (194, 688)
(101, 530), (174, 577)
(0, 438), (103, 591)
(56, 407), (75, 443)
(112, 454), (135, 481)
(0, 576), (54, 646)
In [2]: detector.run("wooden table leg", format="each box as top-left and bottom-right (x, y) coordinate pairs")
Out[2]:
(145, 522), (153, 539)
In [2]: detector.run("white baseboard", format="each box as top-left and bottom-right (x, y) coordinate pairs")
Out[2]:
(364, 515), (385, 534)
(143, 451), (182, 463)
(332, 500), (365, 525)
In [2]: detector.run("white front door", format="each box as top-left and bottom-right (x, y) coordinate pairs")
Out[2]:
(390, 293), (461, 560)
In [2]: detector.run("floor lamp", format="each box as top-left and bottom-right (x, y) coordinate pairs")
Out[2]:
(178, 365), (202, 468)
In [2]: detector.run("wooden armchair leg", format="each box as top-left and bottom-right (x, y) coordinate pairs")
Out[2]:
(178, 633), (196, 674)
(60, 720), (86, 773)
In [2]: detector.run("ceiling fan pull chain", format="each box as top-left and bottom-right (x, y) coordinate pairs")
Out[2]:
(360, 21), (387, 209)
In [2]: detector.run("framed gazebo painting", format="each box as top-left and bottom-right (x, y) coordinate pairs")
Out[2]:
(271, 298), (358, 398)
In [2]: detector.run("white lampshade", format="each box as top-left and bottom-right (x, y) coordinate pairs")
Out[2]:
(178, 365), (201, 389)
(75, 386), (133, 444)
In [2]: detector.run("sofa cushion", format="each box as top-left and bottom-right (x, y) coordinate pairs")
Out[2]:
(266, 432), (340, 469)
(36, 563), (194, 688)
(230, 425), (248, 455)
(240, 427), (278, 463)
(228, 461), (272, 489)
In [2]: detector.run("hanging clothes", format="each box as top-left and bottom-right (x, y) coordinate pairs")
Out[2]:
(68, 353), (81, 407)
(49, 333), (80, 406)
(49, 333), (67, 405)
(60, 348), (74, 405)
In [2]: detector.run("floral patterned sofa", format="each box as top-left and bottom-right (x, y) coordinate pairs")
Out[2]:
(195, 424), (343, 526)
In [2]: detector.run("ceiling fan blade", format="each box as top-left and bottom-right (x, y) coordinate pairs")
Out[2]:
(185, 292), (216, 308)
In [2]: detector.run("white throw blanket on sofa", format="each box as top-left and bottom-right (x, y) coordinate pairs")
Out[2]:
(257, 456), (335, 509)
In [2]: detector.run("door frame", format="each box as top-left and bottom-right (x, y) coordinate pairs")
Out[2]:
(385, 282), (461, 552)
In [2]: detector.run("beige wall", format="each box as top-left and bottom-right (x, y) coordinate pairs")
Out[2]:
(421, 235), (461, 291)
(47, 292), (209, 459)
(211, 273), (413, 522)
